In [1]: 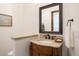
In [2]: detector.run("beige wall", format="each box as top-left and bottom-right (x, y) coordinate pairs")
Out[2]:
(0, 3), (14, 55)
(0, 3), (39, 56)
(12, 3), (39, 36)
(63, 3), (79, 56)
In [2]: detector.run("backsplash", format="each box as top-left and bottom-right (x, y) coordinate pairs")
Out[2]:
(39, 33), (63, 40)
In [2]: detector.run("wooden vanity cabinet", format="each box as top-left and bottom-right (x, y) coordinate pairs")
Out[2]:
(30, 42), (62, 56)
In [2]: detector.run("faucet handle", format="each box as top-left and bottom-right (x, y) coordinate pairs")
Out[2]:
(45, 34), (50, 39)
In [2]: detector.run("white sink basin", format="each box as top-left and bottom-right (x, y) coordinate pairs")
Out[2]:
(38, 40), (53, 44)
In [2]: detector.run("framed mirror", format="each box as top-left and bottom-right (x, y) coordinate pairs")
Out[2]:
(39, 3), (63, 34)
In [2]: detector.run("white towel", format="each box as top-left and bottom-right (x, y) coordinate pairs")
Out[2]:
(65, 26), (74, 48)
(65, 26), (70, 48)
(70, 30), (74, 48)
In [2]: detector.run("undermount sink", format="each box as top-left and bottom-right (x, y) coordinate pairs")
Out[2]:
(38, 40), (53, 44)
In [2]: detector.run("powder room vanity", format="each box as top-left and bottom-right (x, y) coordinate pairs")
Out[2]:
(30, 39), (63, 56)
(29, 3), (63, 56)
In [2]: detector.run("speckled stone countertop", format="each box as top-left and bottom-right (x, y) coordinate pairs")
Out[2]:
(30, 38), (63, 48)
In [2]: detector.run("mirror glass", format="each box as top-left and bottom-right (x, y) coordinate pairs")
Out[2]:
(39, 3), (62, 34)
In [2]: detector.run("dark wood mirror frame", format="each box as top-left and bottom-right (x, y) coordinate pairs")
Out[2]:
(39, 3), (63, 35)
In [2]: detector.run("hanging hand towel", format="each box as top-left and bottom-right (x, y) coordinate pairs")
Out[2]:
(64, 26), (70, 48)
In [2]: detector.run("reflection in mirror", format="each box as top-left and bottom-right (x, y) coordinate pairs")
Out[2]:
(51, 11), (59, 32)
(42, 5), (59, 32)
(39, 3), (62, 34)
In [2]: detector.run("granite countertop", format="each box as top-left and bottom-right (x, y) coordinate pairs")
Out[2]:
(30, 38), (63, 48)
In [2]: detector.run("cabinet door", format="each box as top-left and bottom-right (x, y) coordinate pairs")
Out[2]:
(38, 45), (53, 56)
(31, 43), (38, 52)
(30, 43), (39, 56)
(52, 47), (62, 56)
(32, 51), (39, 56)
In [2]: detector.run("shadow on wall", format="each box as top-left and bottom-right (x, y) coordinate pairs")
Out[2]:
(62, 43), (68, 56)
